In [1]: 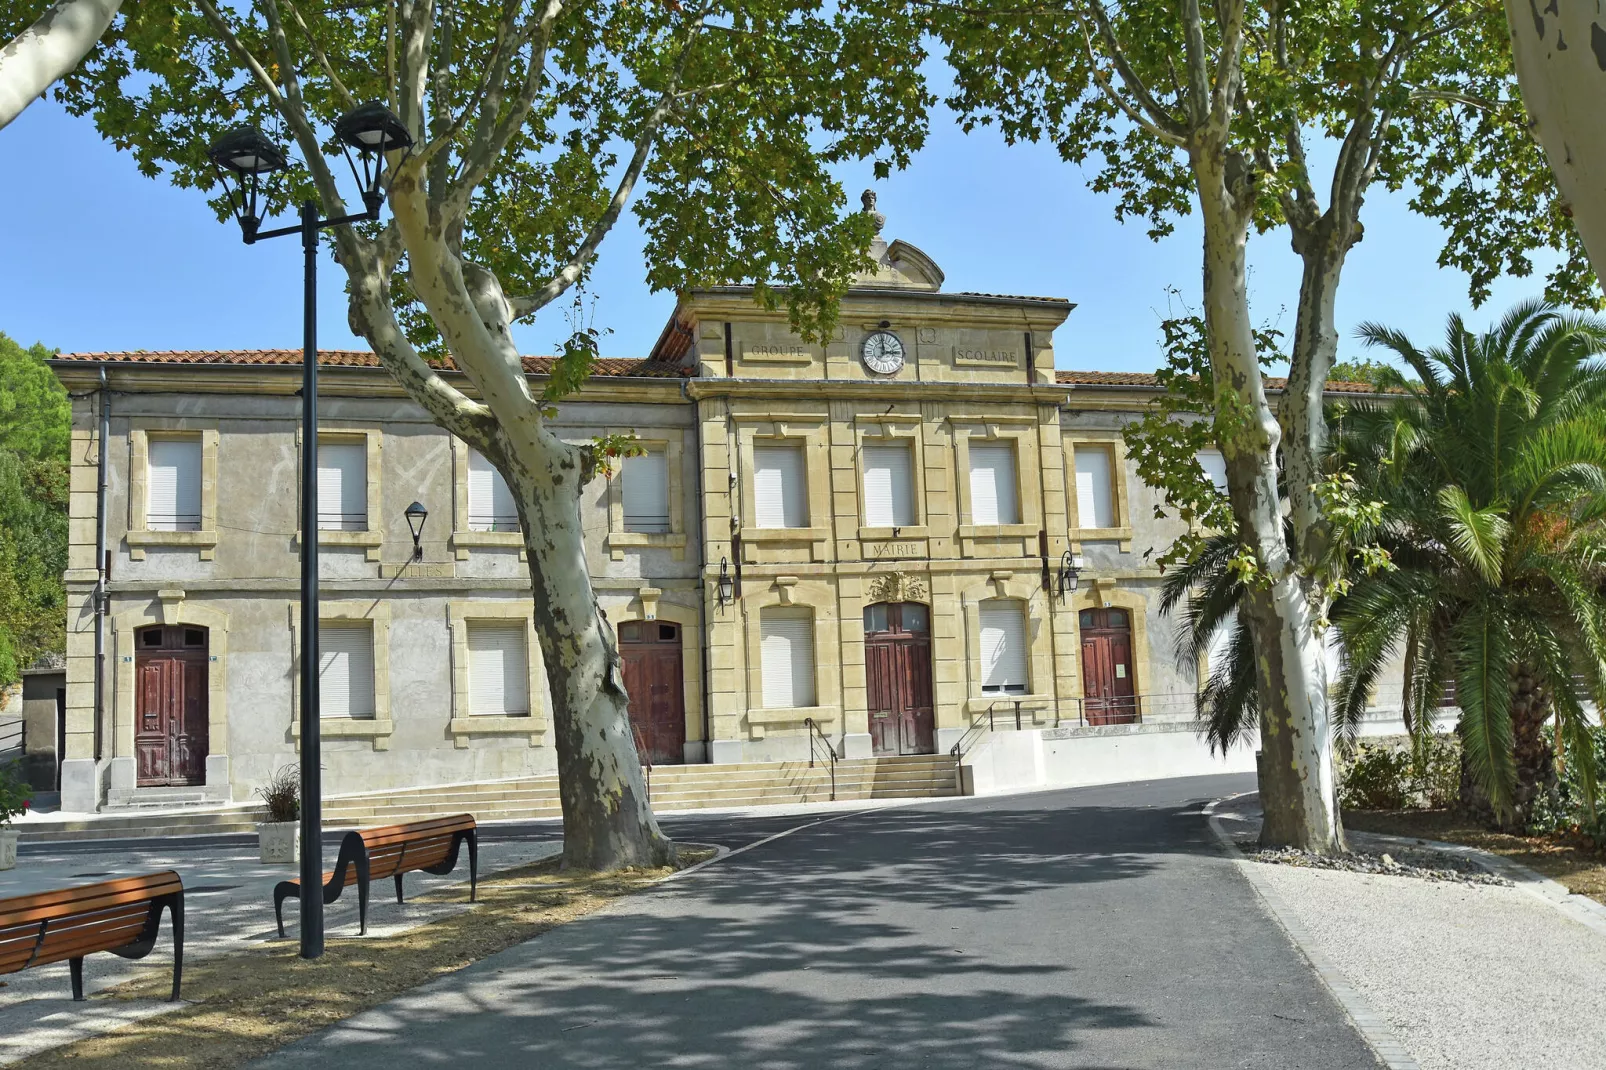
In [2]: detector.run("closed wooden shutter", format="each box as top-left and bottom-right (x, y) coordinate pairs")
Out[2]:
(1075, 447), (1116, 528)
(968, 443), (1018, 525)
(623, 449), (671, 533)
(147, 438), (202, 531)
(760, 608), (815, 708)
(1196, 449), (1228, 494)
(468, 449), (519, 532)
(317, 441), (367, 531)
(319, 622), (375, 719)
(753, 444), (807, 528)
(467, 622), (530, 716)
(862, 442), (914, 527)
(979, 600), (1028, 693)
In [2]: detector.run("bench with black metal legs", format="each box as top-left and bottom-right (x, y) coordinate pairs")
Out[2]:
(274, 814), (478, 937)
(0, 871), (184, 1001)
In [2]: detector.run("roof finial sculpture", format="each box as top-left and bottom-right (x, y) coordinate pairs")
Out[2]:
(861, 188), (885, 234)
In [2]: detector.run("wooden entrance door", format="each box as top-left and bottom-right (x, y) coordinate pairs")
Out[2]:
(618, 621), (686, 765)
(1080, 608), (1138, 725)
(134, 625), (209, 787)
(865, 602), (935, 756)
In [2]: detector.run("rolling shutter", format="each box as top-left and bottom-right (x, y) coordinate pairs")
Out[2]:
(1075, 447), (1116, 528)
(468, 449), (519, 532)
(623, 449), (671, 533)
(317, 440), (367, 531)
(1197, 449), (1229, 495)
(147, 438), (202, 531)
(753, 444), (807, 529)
(862, 442), (915, 527)
(968, 443), (1019, 525)
(760, 608), (815, 708)
(467, 622), (530, 716)
(979, 600), (1028, 693)
(319, 622), (375, 719)
(1206, 610), (1235, 677)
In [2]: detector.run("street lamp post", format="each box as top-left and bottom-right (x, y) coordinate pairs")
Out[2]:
(207, 105), (412, 960)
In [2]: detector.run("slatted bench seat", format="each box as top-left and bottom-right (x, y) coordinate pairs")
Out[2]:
(0, 871), (184, 1001)
(274, 814), (477, 937)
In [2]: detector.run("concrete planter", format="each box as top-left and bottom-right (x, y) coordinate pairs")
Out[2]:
(257, 821), (299, 864)
(0, 828), (17, 871)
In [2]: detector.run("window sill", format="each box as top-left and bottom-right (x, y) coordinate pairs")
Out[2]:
(448, 715), (547, 748)
(857, 526), (930, 541)
(745, 704), (836, 739)
(292, 716), (394, 750)
(295, 529), (384, 561)
(127, 529), (219, 561)
(451, 530), (526, 560)
(958, 524), (1037, 539)
(606, 531), (687, 561)
(1071, 526), (1133, 550)
(741, 527), (829, 542)
(967, 693), (1054, 716)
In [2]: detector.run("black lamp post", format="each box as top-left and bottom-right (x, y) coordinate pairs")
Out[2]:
(404, 501), (429, 560)
(208, 103), (412, 961)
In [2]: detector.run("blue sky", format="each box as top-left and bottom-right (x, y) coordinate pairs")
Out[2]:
(0, 94), (1561, 373)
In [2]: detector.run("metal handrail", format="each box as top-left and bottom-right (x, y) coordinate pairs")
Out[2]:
(0, 719), (22, 763)
(803, 717), (838, 801)
(949, 701), (1003, 763)
(633, 724), (653, 800)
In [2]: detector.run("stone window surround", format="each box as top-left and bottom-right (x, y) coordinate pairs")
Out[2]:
(733, 414), (831, 562)
(605, 430), (688, 560)
(741, 576), (840, 739)
(446, 600), (549, 747)
(1064, 432), (1134, 551)
(960, 573), (1056, 717)
(448, 436), (526, 561)
(293, 427), (385, 561)
(949, 416), (1041, 552)
(126, 426), (220, 560)
(851, 413), (930, 542)
(289, 599), (393, 749)
(614, 588), (705, 750)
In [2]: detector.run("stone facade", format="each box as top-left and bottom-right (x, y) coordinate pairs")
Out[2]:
(49, 225), (1384, 811)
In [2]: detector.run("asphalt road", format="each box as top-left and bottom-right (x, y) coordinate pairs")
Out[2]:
(250, 774), (1382, 1069)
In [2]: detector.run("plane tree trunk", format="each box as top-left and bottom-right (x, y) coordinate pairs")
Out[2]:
(0, 0), (121, 130)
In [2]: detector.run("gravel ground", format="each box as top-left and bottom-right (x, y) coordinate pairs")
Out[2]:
(1248, 843), (1512, 887)
(1252, 840), (1606, 1070)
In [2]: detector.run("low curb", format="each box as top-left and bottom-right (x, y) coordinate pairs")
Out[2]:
(1202, 794), (1421, 1070)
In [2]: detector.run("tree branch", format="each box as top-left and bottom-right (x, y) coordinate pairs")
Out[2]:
(1074, 17), (1186, 147)
(1077, 2), (1191, 140)
(0, 0), (122, 131)
(283, 0), (356, 110)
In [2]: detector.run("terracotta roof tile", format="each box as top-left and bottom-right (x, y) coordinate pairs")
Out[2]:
(1055, 369), (1389, 393)
(52, 350), (689, 378)
(950, 291), (1072, 303)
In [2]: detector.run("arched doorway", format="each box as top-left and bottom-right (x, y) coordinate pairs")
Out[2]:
(135, 625), (210, 786)
(865, 602), (935, 755)
(618, 620), (686, 765)
(1080, 608), (1138, 725)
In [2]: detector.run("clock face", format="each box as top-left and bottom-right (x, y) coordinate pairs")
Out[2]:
(861, 330), (905, 375)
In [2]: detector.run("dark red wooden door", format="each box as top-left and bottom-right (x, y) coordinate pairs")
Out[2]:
(1080, 608), (1137, 725)
(619, 621), (686, 765)
(135, 625), (209, 786)
(865, 602), (935, 756)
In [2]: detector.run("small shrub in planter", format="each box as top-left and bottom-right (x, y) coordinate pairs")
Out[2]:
(255, 764), (300, 864)
(0, 762), (31, 871)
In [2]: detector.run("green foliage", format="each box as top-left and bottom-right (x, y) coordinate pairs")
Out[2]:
(0, 333), (69, 686)
(1339, 734), (1460, 812)
(254, 764), (300, 823)
(0, 761), (32, 826)
(1329, 359), (1410, 389)
(1530, 726), (1606, 847)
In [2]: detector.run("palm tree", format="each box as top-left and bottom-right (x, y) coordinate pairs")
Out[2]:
(1333, 300), (1606, 830)
(1161, 300), (1606, 832)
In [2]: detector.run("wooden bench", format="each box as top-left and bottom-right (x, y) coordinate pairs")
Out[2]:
(274, 814), (478, 937)
(0, 871), (184, 1002)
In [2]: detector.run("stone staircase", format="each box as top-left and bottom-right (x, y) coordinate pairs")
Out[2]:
(18, 754), (960, 843)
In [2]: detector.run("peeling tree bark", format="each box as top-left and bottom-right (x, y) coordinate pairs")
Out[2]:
(0, 0), (120, 130)
(1502, 0), (1606, 292)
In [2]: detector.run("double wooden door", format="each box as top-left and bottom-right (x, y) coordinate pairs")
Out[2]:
(1080, 607), (1138, 725)
(865, 602), (935, 756)
(135, 625), (209, 787)
(618, 620), (686, 765)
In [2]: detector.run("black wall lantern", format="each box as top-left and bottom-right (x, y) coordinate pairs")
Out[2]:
(404, 501), (429, 560)
(716, 557), (734, 607)
(1057, 550), (1085, 601)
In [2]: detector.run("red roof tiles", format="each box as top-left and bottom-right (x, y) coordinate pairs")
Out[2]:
(51, 350), (689, 378)
(1055, 370), (1388, 394)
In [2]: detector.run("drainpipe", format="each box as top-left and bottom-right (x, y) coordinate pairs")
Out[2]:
(685, 379), (713, 763)
(93, 365), (110, 763)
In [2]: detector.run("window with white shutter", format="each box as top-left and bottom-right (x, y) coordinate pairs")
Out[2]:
(317, 440), (368, 531)
(759, 607), (815, 708)
(753, 443), (807, 529)
(979, 600), (1029, 693)
(1197, 449), (1229, 495)
(466, 622), (530, 716)
(467, 449), (519, 532)
(147, 437), (202, 531)
(319, 622), (376, 719)
(1205, 610), (1235, 678)
(968, 443), (1019, 525)
(622, 448), (671, 533)
(1075, 447), (1117, 529)
(861, 442), (915, 527)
